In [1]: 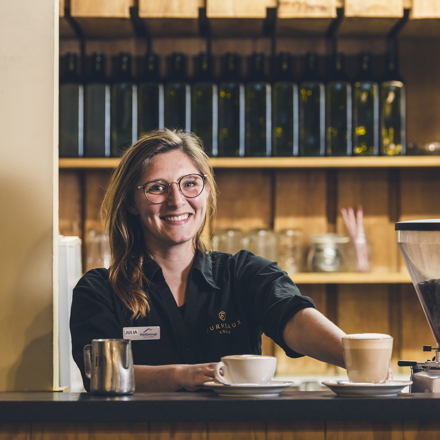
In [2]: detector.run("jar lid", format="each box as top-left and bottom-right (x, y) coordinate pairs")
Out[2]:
(310, 233), (349, 244)
(395, 219), (440, 231)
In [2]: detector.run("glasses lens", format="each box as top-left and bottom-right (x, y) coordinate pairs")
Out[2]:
(145, 181), (169, 203)
(180, 174), (204, 198)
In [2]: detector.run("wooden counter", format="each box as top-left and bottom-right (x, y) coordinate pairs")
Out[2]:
(1, 390), (440, 439)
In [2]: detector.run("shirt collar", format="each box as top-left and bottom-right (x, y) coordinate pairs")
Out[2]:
(142, 251), (220, 290)
(142, 257), (162, 281)
(192, 251), (221, 290)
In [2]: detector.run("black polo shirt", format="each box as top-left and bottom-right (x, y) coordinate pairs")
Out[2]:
(70, 250), (315, 391)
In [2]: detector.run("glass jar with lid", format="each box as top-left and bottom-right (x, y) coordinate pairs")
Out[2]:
(245, 229), (278, 261)
(277, 228), (303, 274)
(307, 233), (350, 272)
(212, 229), (244, 255)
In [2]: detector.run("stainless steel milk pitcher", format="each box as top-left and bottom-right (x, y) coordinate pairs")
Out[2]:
(83, 339), (135, 394)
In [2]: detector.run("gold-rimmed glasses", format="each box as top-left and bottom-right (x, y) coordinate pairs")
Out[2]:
(137, 173), (206, 204)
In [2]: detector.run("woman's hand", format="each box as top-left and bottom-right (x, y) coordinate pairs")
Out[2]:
(387, 361), (394, 381)
(174, 362), (217, 391)
(134, 363), (217, 392)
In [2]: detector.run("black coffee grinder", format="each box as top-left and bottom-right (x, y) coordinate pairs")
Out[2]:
(396, 219), (440, 392)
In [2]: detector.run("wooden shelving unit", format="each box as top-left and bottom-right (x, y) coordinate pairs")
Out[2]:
(59, 156), (440, 169)
(58, 0), (440, 378)
(292, 271), (411, 284)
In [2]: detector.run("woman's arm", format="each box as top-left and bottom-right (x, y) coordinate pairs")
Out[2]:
(134, 362), (217, 392)
(282, 308), (346, 368)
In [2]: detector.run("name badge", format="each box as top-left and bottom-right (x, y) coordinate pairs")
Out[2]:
(123, 326), (160, 340)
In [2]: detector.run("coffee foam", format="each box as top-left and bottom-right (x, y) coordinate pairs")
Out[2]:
(343, 333), (392, 340)
(222, 355), (275, 360)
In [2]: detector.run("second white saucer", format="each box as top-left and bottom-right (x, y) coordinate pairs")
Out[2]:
(203, 380), (294, 397)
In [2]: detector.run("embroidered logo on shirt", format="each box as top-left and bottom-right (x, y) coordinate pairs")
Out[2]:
(123, 326), (160, 340)
(219, 311), (226, 321)
(207, 317), (241, 335)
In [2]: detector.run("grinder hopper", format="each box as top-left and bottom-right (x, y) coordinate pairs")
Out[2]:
(396, 219), (440, 346)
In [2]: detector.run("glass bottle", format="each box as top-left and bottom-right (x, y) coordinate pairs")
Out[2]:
(272, 52), (298, 157)
(84, 52), (110, 157)
(245, 52), (271, 157)
(138, 53), (164, 137)
(164, 52), (191, 132)
(110, 52), (137, 157)
(299, 52), (325, 156)
(353, 52), (379, 156)
(326, 52), (352, 156)
(218, 52), (245, 157)
(191, 52), (218, 157)
(380, 51), (406, 156)
(59, 52), (83, 157)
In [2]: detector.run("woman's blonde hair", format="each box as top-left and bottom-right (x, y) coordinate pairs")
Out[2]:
(101, 129), (217, 320)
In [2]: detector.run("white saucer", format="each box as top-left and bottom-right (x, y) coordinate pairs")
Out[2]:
(203, 380), (294, 397)
(322, 380), (412, 397)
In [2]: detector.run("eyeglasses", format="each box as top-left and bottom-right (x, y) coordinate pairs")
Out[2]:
(137, 173), (207, 204)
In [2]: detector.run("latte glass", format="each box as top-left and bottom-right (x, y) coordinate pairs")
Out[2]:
(342, 333), (393, 383)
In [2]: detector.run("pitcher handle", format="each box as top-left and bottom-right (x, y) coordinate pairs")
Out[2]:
(123, 340), (132, 369)
(83, 344), (92, 379)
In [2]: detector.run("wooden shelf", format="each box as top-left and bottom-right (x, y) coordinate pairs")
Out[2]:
(59, 156), (440, 170)
(291, 272), (412, 284)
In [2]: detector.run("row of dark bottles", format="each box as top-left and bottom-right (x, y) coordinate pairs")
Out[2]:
(59, 50), (406, 158)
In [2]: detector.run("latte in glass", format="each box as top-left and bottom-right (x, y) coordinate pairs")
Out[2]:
(342, 333), (393, 384)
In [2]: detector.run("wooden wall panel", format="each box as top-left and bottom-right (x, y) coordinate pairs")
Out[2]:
(400, 40), (440, 141)
(90, 423), (146, 440)
(0, 424), (30, 440)
(337, 285), (391, 335)
(5, 422), (440, 440)
(59, 171), (83, 238)
(208, 423), (265, 440)
(149, 423), (206, 440)
(337, 0), (403, 36)
(70, 0), (134, 38)
(32, 423), (89, 440)
(207, 0), (277, 35)
(277, 0), (336, 18)
(274, 169), (328, 248)
(326, 421), (400, 440)
(210, 38), (272, 79)
(411, 0), (440, 18)
(59, 0), (76, 38)
(214, 169), (273, 232)
(151, 38), (208, 79)
(139, 0), (204, 35)
(275, 0), (336, 36)
(337, 169), (395, 274)
(400, 168), (440, 220)
(266, 421), (325, 440)
(71, 0), (131, 17)
(139, 0), (203, 18)
(344, 0), (403, 17)
(83, 171), (112, 272)
(401, 421), (440, 440)
(84, 171), (112, 235)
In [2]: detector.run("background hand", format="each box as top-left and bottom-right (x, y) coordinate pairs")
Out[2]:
(175, 362), (217, 391)
(387, 361), (394, 381)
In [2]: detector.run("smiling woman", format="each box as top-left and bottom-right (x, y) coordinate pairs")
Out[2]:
(70, 128), (346, 393)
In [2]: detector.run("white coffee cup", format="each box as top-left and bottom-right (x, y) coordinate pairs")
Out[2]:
(214, 355), (277, 385)
(342, 333), (393, 384)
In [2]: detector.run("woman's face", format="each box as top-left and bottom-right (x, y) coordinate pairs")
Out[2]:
(129, 149), (209, 255)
